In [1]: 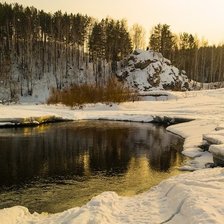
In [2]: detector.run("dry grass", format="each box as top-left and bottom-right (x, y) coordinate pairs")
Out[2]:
(47, 78), (138, 107)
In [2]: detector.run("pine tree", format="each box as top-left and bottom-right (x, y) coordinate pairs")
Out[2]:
(149, 24), (175, 58)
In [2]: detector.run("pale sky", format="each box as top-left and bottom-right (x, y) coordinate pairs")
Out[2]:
(3, 0), (224, 44)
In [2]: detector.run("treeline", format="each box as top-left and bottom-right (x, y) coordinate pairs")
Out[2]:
(149, 24), (224, 83)
(1, 2), (224, 101)
(0, 2), (132, 99)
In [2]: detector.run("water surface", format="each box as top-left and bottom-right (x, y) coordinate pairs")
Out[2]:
(0, 121), (184, 213)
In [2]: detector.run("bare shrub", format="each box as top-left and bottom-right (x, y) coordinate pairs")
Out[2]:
(47, 77), (138, 107)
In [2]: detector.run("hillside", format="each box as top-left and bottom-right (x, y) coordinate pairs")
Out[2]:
(0, 49), (191, 104)
(117, 49), (190, 91)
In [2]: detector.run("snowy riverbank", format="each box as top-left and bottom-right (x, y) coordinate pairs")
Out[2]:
(1, 88), (224, 223)
(1, 168), (224, 224)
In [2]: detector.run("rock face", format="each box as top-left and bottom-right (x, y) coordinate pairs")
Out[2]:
(117, 49), (190, 91)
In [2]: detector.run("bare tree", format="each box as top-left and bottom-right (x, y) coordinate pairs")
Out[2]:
(130, 23), (146, 50)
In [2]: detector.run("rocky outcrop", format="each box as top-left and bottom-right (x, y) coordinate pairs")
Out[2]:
(117, 49), (190, 91)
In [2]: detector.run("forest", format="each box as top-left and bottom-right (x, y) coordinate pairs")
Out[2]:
(0, 2), (224, 100)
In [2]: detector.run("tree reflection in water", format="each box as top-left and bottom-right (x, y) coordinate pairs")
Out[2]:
(0, 121), (184, 213)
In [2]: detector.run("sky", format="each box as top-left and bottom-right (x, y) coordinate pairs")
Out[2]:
(3, 0), (224, 45)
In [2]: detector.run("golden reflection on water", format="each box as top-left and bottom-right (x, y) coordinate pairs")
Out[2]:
(0, 124), (51, 137)
(123, 157), (151, 195)
(0, 121), (184, 213)
(122, 155), (182, 196)
(22, 125), (50, 136)
(83, 153), (91, 176)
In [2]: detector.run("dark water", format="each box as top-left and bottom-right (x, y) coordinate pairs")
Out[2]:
(0, 121), (184, 213)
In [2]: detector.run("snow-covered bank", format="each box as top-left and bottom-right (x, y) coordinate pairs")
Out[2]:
(1, 168), (224, 224)
(1, 88), (224, 223)
(0, 115), (71, 127)
(1, 88), (224, 169)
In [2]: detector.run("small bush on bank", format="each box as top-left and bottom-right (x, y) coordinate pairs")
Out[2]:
(47, 78), (138, 107)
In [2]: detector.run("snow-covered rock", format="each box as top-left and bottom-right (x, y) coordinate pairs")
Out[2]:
(204, 129), (224, 144)
(202, 129), (224, 166)
(209, 145), (224, 157)
(117, 49), (190, 91)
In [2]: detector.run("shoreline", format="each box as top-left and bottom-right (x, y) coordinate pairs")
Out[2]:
(1, 88), (224, 223)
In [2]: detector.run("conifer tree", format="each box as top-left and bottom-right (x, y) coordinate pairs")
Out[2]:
(149, 24), (174, 58)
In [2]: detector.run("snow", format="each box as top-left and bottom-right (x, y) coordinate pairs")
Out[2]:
(1, 168), (224, 224)
(117, 49), (189, 91)
(204, 129), (224, 144)
(209, 144), (224, 157)
(1, 88), (224, 223)
(0, 122), (15, 127)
